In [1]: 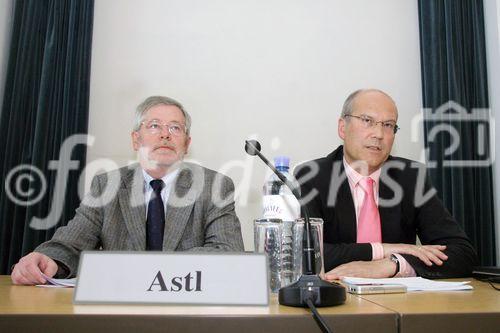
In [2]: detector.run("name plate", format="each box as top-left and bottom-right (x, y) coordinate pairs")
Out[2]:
(74, 251), (268, 305)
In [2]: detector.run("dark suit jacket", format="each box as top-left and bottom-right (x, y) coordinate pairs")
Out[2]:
(35, 163), (244, 277)
(295, 146), (477, 278)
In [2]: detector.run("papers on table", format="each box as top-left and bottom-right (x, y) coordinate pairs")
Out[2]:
(36, 273), (76, 288)
(342, 277), (473, 292)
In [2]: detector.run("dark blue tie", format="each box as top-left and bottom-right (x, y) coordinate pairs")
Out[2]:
(146, 179), (165, 251)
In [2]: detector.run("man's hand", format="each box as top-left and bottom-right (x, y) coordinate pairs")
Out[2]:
(11, 252), (58, 285)
(382, 243), (448, 266)
(324, 258), (397, 281)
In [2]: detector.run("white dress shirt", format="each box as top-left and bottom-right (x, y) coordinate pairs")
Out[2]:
(142, 168), (180, 216)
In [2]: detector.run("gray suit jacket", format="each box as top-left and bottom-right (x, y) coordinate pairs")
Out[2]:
(35, 162), (244, 276)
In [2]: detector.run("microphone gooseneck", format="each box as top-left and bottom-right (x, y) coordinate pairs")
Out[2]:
(245, 139), (346, 310)
(245, 140), (314, 273)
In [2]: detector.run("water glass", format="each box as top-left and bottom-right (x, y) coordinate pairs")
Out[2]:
(291, 218), (324, 282)
(254, 218), (283, 293)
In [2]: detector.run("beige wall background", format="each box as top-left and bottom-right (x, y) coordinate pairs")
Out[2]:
(86, 0), (425, 250)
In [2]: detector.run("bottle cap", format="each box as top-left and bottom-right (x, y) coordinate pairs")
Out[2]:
(274, 156), (290, 169)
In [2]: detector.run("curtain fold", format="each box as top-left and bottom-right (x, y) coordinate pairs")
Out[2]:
(418, 0), (496, 265)
(0, 0), (94, 274)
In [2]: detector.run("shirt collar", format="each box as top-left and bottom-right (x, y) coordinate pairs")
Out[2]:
(142, 168), (180, 190)
(343, 157), (382, 187)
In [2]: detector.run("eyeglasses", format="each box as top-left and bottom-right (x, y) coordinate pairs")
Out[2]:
(140, 120), (187, 136)
(344, 114), (399, 134)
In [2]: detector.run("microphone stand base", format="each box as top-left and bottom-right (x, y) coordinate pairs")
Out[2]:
(278, 275), (346, 307)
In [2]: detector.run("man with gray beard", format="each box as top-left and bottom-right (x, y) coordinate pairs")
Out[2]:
(11, 96), (244, 285)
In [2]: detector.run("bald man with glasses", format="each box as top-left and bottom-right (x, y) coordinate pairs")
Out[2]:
(295, 89), (477, 280)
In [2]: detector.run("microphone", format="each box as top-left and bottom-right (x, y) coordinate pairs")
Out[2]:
(244, 140), (301, 200)
(245, 140), (346, 307)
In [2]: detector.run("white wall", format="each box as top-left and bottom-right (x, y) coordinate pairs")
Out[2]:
(484, 0), (500, 264)
(0, 0), (13, 110)
(88, 0), (424, 249)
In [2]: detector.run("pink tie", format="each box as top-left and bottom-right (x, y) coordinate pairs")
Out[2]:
(356, 177), (382, 243)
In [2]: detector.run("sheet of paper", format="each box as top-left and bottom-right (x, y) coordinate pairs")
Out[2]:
(36, 273), (76, 288)
(342, 276), (473, 291)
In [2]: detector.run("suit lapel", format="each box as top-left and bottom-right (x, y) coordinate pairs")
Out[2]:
(119, 165), (147, 250)
(334, 171), (357, 242)
(329, 148), (401, 243)
(163, 165), (198, 251)
(378, 164), (401, 243)
(325, 150), (357, 242)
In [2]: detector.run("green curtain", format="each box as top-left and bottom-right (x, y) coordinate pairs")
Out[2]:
(0, 0), (94, 274)
(418, 0), (496, 265)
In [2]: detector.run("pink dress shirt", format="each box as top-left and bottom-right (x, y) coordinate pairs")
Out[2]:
(343, 158), (416, 277)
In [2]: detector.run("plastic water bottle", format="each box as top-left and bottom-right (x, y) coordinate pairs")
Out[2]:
(262, 156), (300, 288)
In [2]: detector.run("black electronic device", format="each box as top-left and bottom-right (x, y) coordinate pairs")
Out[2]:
(472, 266), (500, 280)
